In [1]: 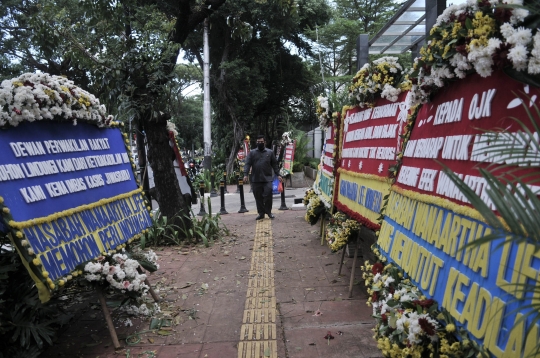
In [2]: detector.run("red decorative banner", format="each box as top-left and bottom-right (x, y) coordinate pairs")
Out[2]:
(282, 140), (296, 175)
(394, 71), (540, 207)
(340, 91), (410, 177)
(237, 148), (246, 161)
(321, 124), (335, 177)
(334, 92), (410, 229)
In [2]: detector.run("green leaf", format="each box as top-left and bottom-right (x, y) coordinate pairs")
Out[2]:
(503, 68), (540, 89)
(465, 17), (473, 30)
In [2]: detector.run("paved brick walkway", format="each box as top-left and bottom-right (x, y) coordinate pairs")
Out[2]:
(40, 198), (382, 358)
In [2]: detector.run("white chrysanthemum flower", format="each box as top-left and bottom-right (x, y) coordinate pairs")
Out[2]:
(487, 37), (502, 52)
(101, 262), (110, 275)
(115, 267), (126, 280)
(528, 56), (540, 74)
(449, 53), (471, 72)
(84, 273), (102, 281)
(85, 262), (103, 274)
(510, 8), (529, 25)
(508, 27), (533, 46)
(508, 44), (529, 71)
(500, 22), (515, 40)
(531, 33), (540, 58)
(436, 5), (458, 26)
(381, 84), (401, 102)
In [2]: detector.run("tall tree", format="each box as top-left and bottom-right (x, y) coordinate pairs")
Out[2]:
(183, 0), (331, 175)
(333, 0), (401, 34)
(0, 0), (229, 229)
(305, 0), (402, 104)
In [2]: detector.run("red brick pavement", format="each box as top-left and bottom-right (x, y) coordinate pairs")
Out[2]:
(40, 209), (382, 358)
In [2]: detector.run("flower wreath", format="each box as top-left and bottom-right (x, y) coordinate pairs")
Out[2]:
(0, 73), (155, 303)
(362, 250), (488, 358)
(303, 188), (326, 225)
(408, 0), (539, 106)
(82, 248), (159, 298)
(325, 211), (360, 252)
(316, 95), (332, 129)
(281, 131), (293, 146)
(349, 56), (408, 108)
(0, 72), (114, 128)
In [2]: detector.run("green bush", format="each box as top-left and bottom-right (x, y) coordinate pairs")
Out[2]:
(138, 209), (183, 248)
(305, 158), (320, 170)
(0, 233), (72, 358)
(291, 130), (311, 172)
(139, 200), (229, 249)
(292, 162), (304, 172)
(177, 198), (229, 247)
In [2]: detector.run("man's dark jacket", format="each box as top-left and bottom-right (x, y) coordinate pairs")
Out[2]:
(244, 148), (280, 183)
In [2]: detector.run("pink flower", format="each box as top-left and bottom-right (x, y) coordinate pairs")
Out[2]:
(123, 281), (130, 288)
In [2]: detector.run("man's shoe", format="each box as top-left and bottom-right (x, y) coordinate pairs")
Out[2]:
(268, 214), (275, 219)
(255, 214), (265, 220)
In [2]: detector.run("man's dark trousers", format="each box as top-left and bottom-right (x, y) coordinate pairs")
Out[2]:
(251, 181), (273, 216)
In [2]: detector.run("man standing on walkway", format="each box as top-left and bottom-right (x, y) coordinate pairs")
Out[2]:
(243, 135), (282, 220)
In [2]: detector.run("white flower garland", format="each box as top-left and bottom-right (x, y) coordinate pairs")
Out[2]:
(83, 249), (159, 294)
(316, 95), (331, 129)
(409, 0), (539, 106)
(0, 72), (113, 127)
(281, 131), (293, 146)
(349, 56), (405, 108)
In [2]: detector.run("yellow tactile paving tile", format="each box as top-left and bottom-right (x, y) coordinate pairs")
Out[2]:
(240, 323), (278, 340)
(242, 308), (277, 324)
(239, 219), (279, 358)
(247, 278), (274, 288)
(245, 287), (275, 298)
(238, 340), (278, 358)
(250, 250), (273, 257)
(244, 297), (277, 310)
(251, 262), (274, 271)
(248, 270), (275, 279)
(250, 255), (274, 264)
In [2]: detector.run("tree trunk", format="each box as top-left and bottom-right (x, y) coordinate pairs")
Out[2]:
(144, 114), (191, 231)
(226, 119), (243, 178)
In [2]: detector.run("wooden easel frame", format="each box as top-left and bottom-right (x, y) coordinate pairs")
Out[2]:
(337, 230), (361, 298)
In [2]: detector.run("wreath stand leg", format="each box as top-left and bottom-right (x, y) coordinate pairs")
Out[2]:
(97, 287), (122, 349)
(320, 216), (326, 246)
(137, 267), (160, 302)
(348, 234), (360, 298)
(338, 245), (347, 276)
